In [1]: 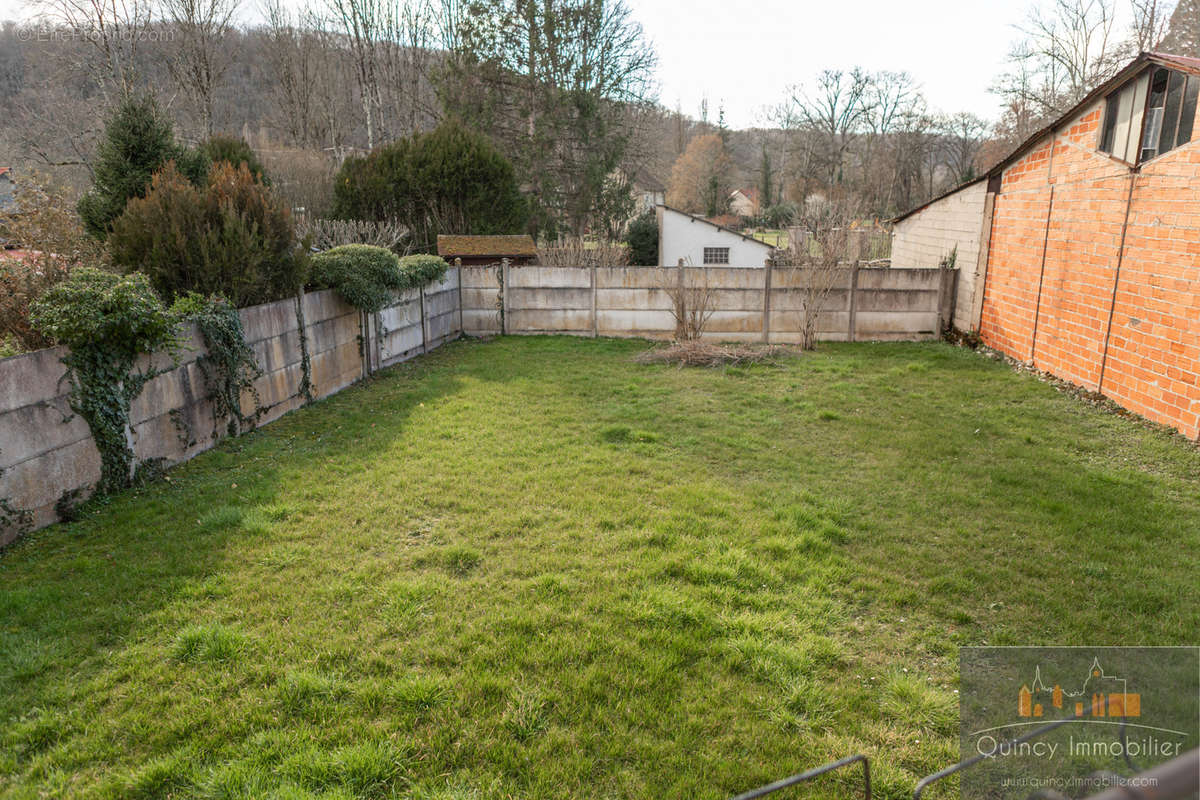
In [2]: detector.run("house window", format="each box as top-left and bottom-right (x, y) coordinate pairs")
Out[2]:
(1099, 67), (1199, 163)
(703, 247), (730, 265)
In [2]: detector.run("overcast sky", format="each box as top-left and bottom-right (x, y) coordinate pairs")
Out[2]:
(0, 0), (1116, 127)
(628, 0), (1032, 127)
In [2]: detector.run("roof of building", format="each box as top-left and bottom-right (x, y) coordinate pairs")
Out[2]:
(989, 50), (1200, 179)
(731, 188), (759, 202)
(437, 234), (537, 258)
(0, 168), (11, 178)
(659, 204), (774, 248)
(890, 50), (1200, 223)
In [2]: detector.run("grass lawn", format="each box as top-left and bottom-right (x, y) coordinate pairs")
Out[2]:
(750, 230), (787, 248)
(2, 336), (1197, 799)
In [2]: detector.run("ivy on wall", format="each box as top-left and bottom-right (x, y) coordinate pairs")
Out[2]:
(29, 269), (180, 494)
(1, 449), (34, 535)
(295, 292), (314, 402)
(172, 293), (263, 438)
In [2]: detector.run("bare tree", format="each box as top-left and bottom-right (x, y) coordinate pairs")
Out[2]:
(994, 0), (1124, 130)
(942, 112), (991, 184)
(784, 198), (859, 350)
(326, 0), (384, 148)
(538, 237), (628, 268)
(1129, 0), (1175, 51)
(30, 0), (156, 100)
(378, 0), (435, 135)
(781, 68), (873, 193)
(163, 0), (240, 137)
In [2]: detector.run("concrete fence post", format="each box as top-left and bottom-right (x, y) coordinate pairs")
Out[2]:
(419, 280), (430, 354)
(455, 258), (464, 338)
(762, 257), (773, 343)
(373, 311), (382, 371)
(358, 310), (365, 375)
(937, 268), (959, 334)
(847, 263), (861, 343)
(590, 264), (598, 338)
(970, 193), (997, 332)
(501, 258), (511, 335)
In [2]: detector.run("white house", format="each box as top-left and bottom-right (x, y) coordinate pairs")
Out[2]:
(729, 188), (760, 218)
(656, 205), (773, 267)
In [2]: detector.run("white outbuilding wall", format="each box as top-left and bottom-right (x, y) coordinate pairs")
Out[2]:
(890, 178), (990, 331)
(657, 205), (773, 267)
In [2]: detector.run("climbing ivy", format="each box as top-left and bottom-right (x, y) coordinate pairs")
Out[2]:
(1, 449), (34, 536)
(29, 268), (181, 495)
(295, 291), (314, 402)
(172, 293), (263, 438)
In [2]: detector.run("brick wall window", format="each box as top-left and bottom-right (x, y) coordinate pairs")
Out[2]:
(1100, 67), (1199, 163)
(703, 247), (730, 265)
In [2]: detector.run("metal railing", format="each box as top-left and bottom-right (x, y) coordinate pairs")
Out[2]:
(728, 713), (1199, 800)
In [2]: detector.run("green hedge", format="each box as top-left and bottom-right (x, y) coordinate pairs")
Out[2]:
(397, 254), (449, 289)
(310, 246), (449, 313)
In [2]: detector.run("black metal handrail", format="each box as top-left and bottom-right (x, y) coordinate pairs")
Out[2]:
(728, 753), (871, 800)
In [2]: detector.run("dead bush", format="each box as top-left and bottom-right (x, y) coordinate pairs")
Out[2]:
(0, 175), (109, 353)
(297, 217), (410, 255)
(664, 266), (715, 341)
(636, 340), (793, 368)
(537, 237), (628, 268)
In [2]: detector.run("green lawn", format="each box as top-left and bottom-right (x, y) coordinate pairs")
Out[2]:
(750, 229), (787, 248)
(2, 337), (1197, 800)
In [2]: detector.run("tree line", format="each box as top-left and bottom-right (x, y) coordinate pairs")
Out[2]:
(1, 0), (1196, 235)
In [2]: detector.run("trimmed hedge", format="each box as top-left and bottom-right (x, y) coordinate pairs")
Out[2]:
(398, 254), (449, 289)
(310, 247), (448, 314)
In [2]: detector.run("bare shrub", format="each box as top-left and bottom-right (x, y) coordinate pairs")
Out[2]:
(664, 266), (715, 341)
(0, 175), (109, 353)
(537, 237), (628, 268)
(261, 147), (338, 218)
(636, 340), (793, 368)
(783, 198), (861, 350)
(297, 217), (410, 255)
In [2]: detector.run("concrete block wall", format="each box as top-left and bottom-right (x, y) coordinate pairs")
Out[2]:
(0, 275), (463, 546)
(891, 178), (989, 331)
(462, 264), (957, 344)
(978, 93), (1200, 439)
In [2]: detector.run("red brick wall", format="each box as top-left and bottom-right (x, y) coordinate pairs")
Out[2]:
(979, 99), (1200, 439)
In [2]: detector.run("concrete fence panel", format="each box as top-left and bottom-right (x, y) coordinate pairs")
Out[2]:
(0, 278), (463, 546)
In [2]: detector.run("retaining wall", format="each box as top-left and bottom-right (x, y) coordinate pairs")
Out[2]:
(0, 270), (463, 546)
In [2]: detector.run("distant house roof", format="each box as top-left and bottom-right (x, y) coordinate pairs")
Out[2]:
(731, 188), (759, 203)
(437, 235), (537, 258)
(0, 168), (11, 179)
(659, 205), (773, 249)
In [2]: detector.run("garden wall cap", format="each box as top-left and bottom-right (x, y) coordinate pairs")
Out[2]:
(437, 235), (537, 258)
